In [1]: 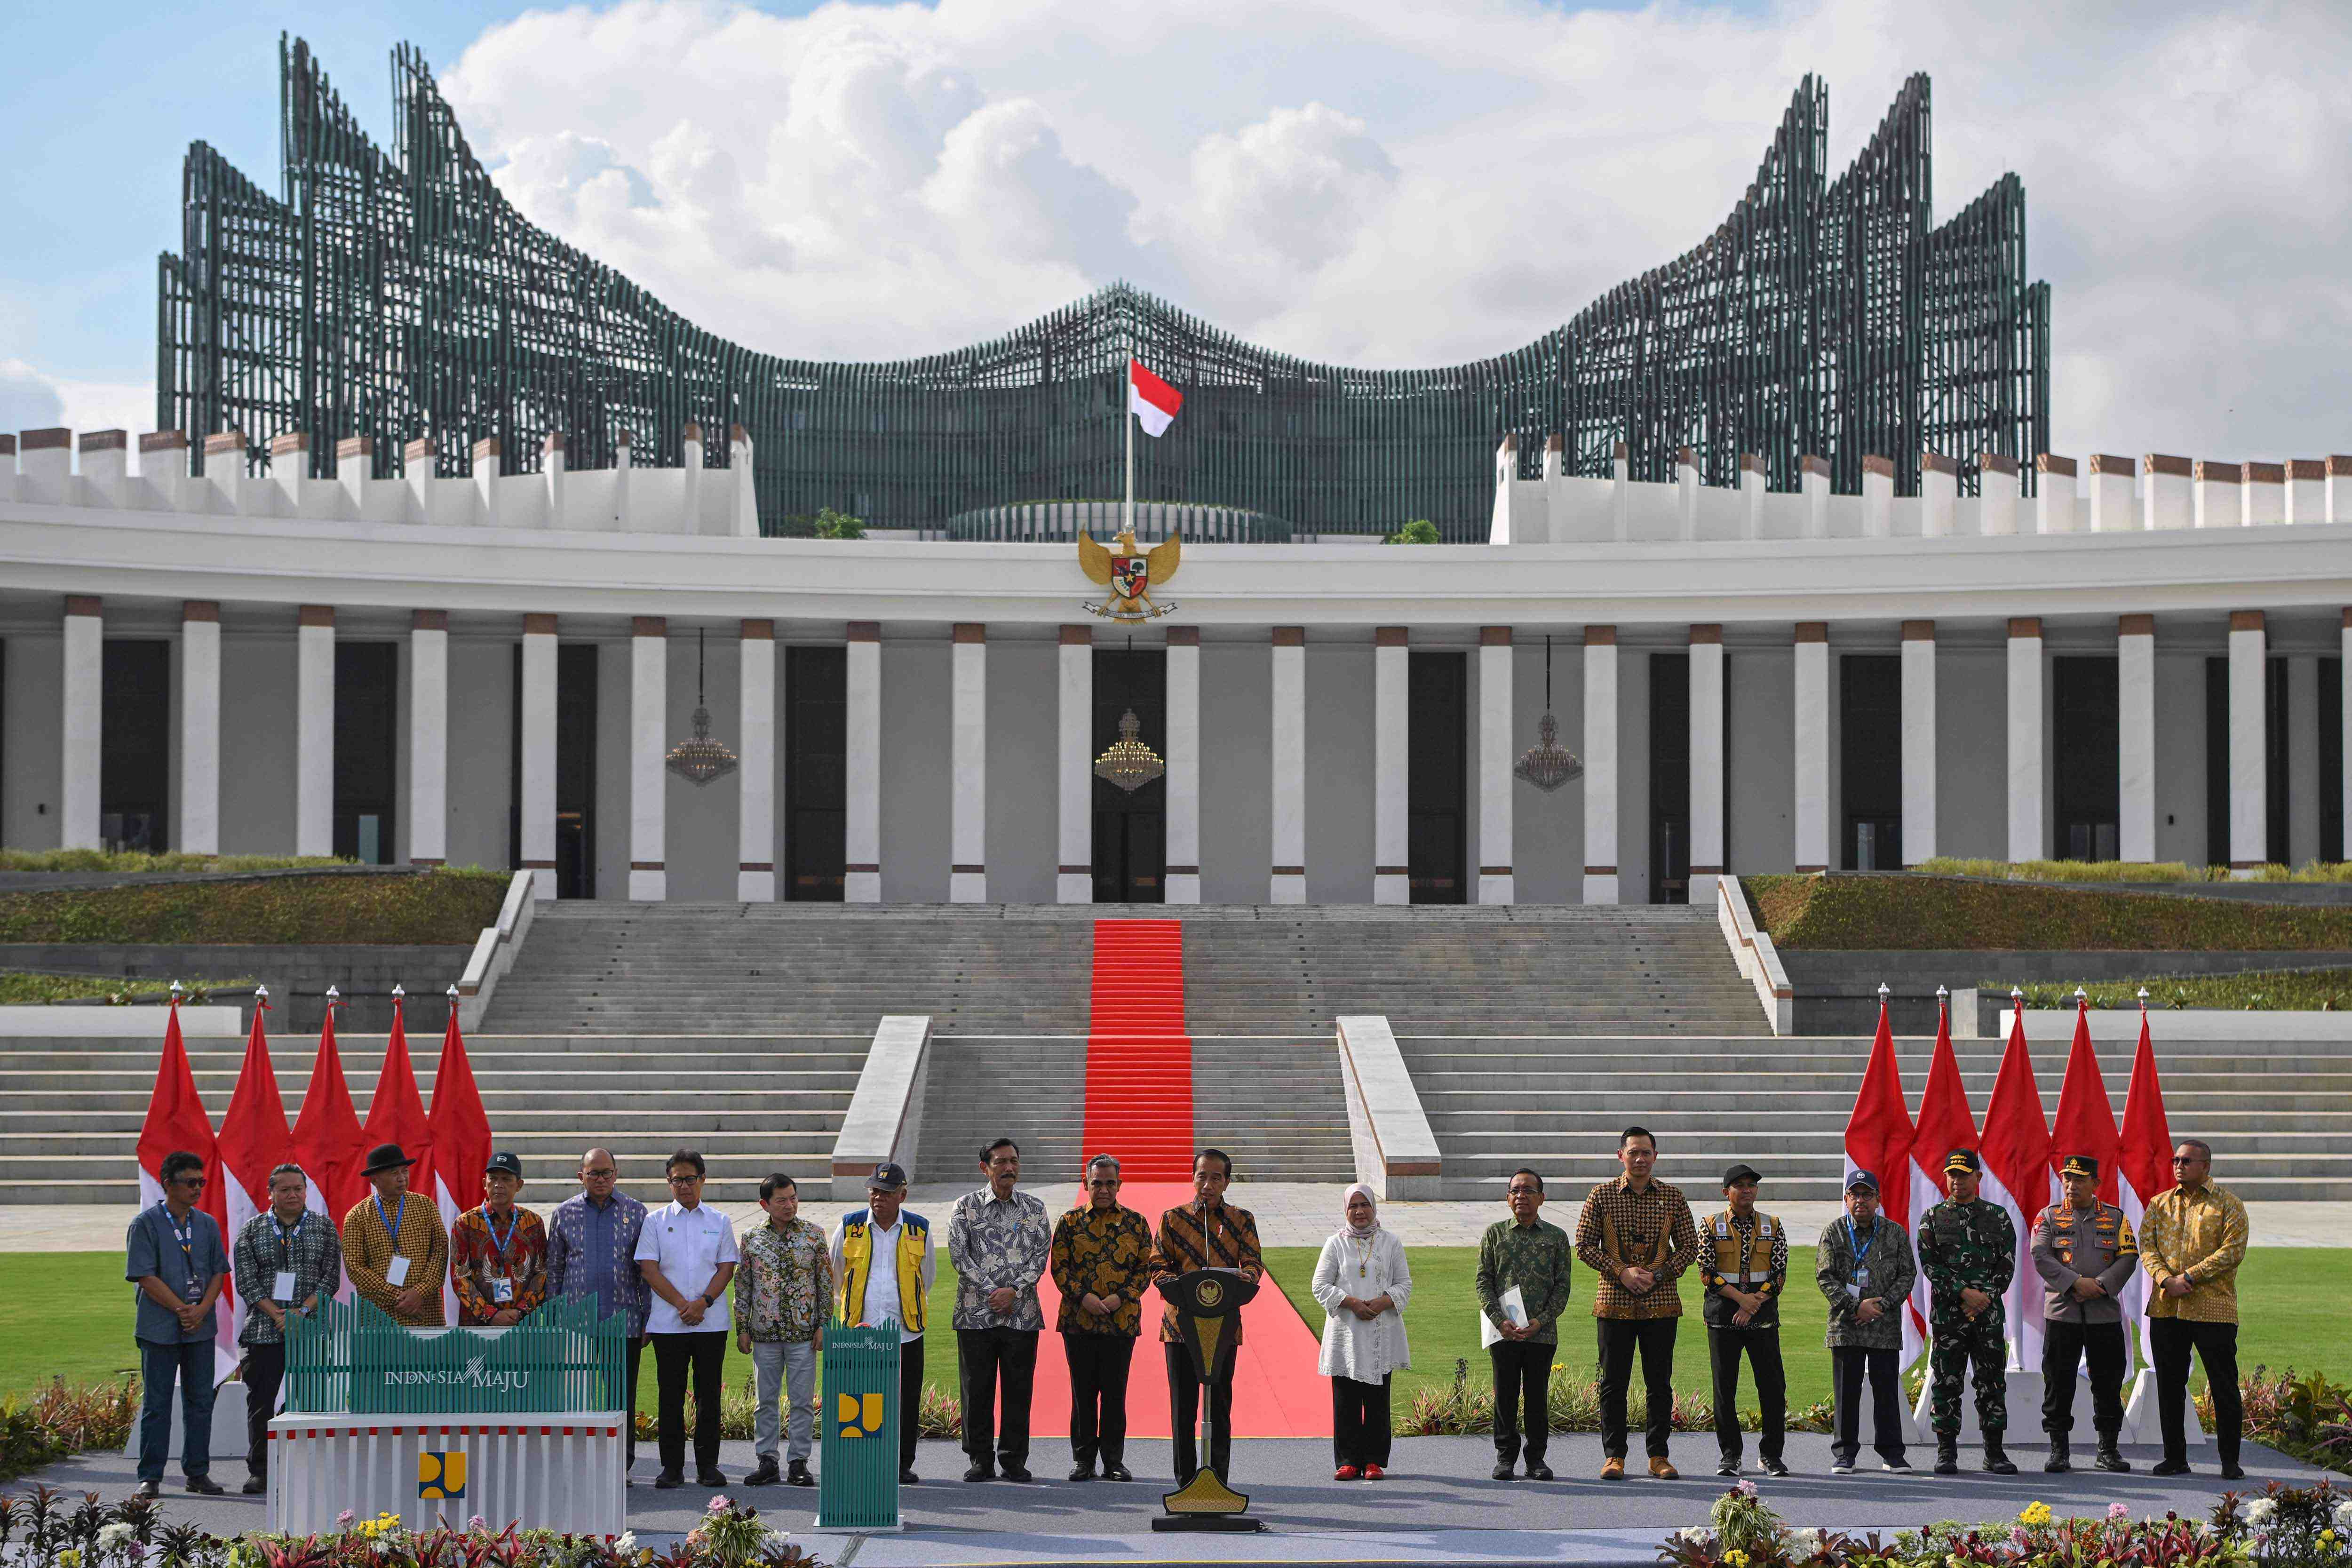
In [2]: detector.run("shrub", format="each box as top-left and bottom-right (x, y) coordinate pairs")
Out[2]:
(1746, 873), (2352, 952)
(1383, 518), (1441, 544)
(2010, 971), (2352, 1012)
(0, 869), (507, 946)
(0, 851), (354, 875)
(1395, 1355), (1716, 1436)
(0, 973), (254, 1006)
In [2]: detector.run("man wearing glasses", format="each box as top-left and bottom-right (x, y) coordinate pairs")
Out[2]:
(635, 1148), (739, 1488)
(1049, 1154), (1155, 1481)
(548, 1147), (651, 1475)
(2139, 1139), (2250, 1479)
(126, 1149), (231, 1497)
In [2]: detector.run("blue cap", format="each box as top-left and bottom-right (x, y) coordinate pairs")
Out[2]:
(868, 1162), (909, 1193)
(1844, 1169), (1879, 1194)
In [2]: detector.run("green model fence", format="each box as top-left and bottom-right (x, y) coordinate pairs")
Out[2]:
(284, 1293), (631, 1415)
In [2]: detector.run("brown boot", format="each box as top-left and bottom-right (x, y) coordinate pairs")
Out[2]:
(1649, 1456), (1680, 1480)
(1600, 1457), (1625, 1480)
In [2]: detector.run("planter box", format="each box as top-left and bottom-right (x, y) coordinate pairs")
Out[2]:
(0, 1006), (242, 1036)
(1996, 1007), (2352, 1043)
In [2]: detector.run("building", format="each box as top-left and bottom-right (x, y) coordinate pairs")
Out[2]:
(158, 40), (2047, 538)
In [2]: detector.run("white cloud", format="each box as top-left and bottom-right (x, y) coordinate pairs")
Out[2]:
(0, 358), (151, 445)
(422, 0), (2352, 458)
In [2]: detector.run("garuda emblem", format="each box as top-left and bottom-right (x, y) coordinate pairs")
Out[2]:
(1079, 528), (1179, 621)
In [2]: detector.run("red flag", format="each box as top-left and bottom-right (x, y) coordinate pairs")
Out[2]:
(425, 990), (493, 1326)
(2050, 993), (2122, 1205)
(216, 991), (296, 1355)
(1979, 993), (2056, 1369)
(1128, 360), (1182, 437)
(291, 993), (366, 1225)
(2116, 1001), (2175, 1368)
(1905, 989), (1979, 1368)
(135, 997), (235, 1380)
(355, 990), (433, 1230)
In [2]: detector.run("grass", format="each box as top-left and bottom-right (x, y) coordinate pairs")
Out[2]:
(2012, 970), (2352, 1011)
(0, 972), (254, 1005)
(1747, 873), (2352, 952)
(1920, 858), (2352, 884)
(0, 867), (508, 946)
(0, 850), (360, 875)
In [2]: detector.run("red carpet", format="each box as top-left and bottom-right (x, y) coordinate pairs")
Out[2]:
(1000, 919), (1330, 1442)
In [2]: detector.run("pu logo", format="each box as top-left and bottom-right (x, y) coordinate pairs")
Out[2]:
(835, 1391), (886, 1439)
(418, 1450), (467, 1499)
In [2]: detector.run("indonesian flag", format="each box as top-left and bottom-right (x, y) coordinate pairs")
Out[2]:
(216, 995), (297, 1361)
(1129, 360), (1182, 437)
(135, 999), (236, 1382)
(2051, 995), (2123, 1204)
(291, 995), (366, 1235)
(1842, 992), (1916, 1358)
(1905, 992), (1978, 1372)
(2116, 1003), (2175, 1370)
(355, 991), (433, 1232)
(425, 993), (493, 1326)
(1979, 998), (2057, 1370)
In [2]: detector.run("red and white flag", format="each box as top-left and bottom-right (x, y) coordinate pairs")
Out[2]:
(1129, 360), (1182, 438)
(2116, 1002), (2175, 1369)
(1905, 990), (1979, 1372)
(355, 990), (434, 1247)
(135, 999), (235, 1382)
(291, 993), (366, 1232)
(425, 993), (493, 1326)
(2050, 994), (2123, 1204)
(1979, 998), (2057, 1370)
(216, 993), (297, 1358)
(1842, 991), (1917, 1361)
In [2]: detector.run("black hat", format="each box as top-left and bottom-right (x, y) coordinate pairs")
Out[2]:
(868, 1162), (909, 1193)
(1844, 1169), (1879, 1194)
(485, 1151), (524, 1179)
(1944, 1148), (1983, 1175)
(361, 1143), (414, 1176)
(2060, 1154), (2101, 1180)
(1721, 1163), (1763, 1188)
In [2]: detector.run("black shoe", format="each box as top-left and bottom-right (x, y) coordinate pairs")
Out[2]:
(1492, 1461), (1516, 1480)
(1717, 1458), (1741, 1477)
(963, 1462), (995, 1483)
(741, 1459), (780, 1488)
(1526, 1463), (1554, 1481)
(1829, 1459), (1855, 1475)
(1934, 1442), (1959, 1476)
(1068, 1463), (1095, 1482)
(241, 1475), (268, 1495)
(184, 1476), (225, 1496)
(2043, 1437), (2069, 1473)
(1001, 1465), (1033, 1483)
(698, 1470), (728, 1488)
(1982, 1441), (2018, 1477)
(1882, 1457), (1914, 1473)
(1761, 1457), (1790, 1478)
(2094, 1442), (2130, 1474)
(654, 1471), (685, 1490)
(900, 1468), (921, 1485)
(2221, 1462), (2246, 1480)
(788, 1461), (815, 1488)
(1103, 1464), (1133, 1482)
(2152, 1457), (2191, 1476)
(135, 1480), (161, 1499)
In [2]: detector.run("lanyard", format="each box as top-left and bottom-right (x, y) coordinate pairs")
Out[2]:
(375, 1193), (406, 1251)
(485, 1206), (520, 1260)
(163, 1204), (197, 1273)
(274, 1213), (304, 1261)
(1844, 1216), (1874, 1282)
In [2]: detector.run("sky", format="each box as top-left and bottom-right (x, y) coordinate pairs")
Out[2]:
(1, 0), (2347, 465)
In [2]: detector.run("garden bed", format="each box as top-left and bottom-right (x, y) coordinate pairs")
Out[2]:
(1748, 875), (2352, 952)
(0, 869), (507, 947)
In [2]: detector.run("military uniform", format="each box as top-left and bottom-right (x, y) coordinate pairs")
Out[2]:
(2030, 1154), (2139, 1472)
(1915, 1149), (2016, 1466)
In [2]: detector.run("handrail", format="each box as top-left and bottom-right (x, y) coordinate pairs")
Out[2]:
(1334, 1014), (1443, 1200)
(1717, 875), (1793, 1036)
(454, 868), (539, 1030)
(830, 1015), (933, 1200)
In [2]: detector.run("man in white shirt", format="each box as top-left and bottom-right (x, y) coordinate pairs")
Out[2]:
(829, 1162), (935, 1484)
(636, 1148), (738, 1489)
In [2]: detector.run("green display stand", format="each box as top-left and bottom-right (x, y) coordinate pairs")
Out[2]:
(816, 1322), (902, 1532)
(283, 1294), (629, 1415)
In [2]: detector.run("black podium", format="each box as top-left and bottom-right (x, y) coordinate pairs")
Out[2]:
(1154, 1269), (1266, 1533)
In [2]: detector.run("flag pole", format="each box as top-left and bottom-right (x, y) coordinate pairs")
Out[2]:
(1124, 363), (1135, 539)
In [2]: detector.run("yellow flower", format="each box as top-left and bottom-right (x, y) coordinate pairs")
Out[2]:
(1724, 1552), (1750, 1568)
(60, 1552), (82, 1568)
(2020, 1503), (2054, 1528)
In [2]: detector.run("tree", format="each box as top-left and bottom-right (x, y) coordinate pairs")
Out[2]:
(814, 507), (866, 540)
(1384, 518), (1441, 544)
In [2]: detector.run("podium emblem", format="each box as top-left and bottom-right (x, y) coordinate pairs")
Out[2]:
(418, 1450), (467, 1499)
(836, 1391), (886, 1438)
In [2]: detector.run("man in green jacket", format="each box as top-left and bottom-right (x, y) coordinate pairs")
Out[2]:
(1475, 1168), (1573, 1481)
(1815, 1170), (1915, 1474)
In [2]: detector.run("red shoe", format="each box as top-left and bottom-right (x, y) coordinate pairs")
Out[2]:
(1362, 1464), (1387, 1480)
(1335, 1465), (1360, 1481)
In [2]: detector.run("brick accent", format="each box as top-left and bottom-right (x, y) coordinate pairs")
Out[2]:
(1689, 624), (1722, 645)
(1167, 626), (1201, 647)
(844, 862), (880, 873)
(1544, 433), (1564, 454)
(1740, 452), (1765, 475)
(79, 430), (127, 453)
(846, 621), (880, 643)
(953, 623), (986, 644)
(740, 619), (774, 640)
(2089, 453), (2134, 475)
(2118, 614), (2156, 637)
(141, 430), (188, 453)
(2009, 617), (2043, 639)
(739, 862), (774, 873)
(1271, 865), (1306, 876)
(2230, 611), (2265, 634)
(684, 422), (704, 444)
(1271, 627), (1305, 647)
(0, 434), (15, 454)
(543, 431), (565, 455)
(21, 428), (70, 451)
(1480, 626), (1513, 646)
(338, 436), (373, 460)
(1480, 865), (1513, 876)
(629, 861), (665, 872)
(1166, 864), (1200, 876)
(632, 616), (667, 639)
(2289, 459), (2326, 480)
(1375, 865), (1409, 876)
(1059, 864), (1092, 876)
(1794, 623), (1828, 644)
(2329, 456), (2352, 478)
(1060, 625), (1093, 646)
(1585, 625), (1616, 647)
(2243, 461), (2285, 484)
(1583, 864), (1618, 876)
(1677, 446), (1697, 468)
(1801, 454), (1830, 478)
(405, 438), (437, 466)
(1862, 454), (1896, 478)
(298, 605), (336, 629)
(182, 601), (220, 624)
(730, 423), (751, 445)
(1921, 450), (1958, 475)
(1612, 439), (1629, 461)
(203, 431), (246, 457)
(413, 610), (449, 632)
(950, 864), (985, 875)
(270, 431), (309, 456)
(522, 613), (558, 637)
(1979, 452), (2020, 477)
(472, 437), (501, 463)
(2144, 453), (2192, 478)
(2037, 453), (2078, 477)
(2194, 461), (2240, 484)
(1375, 627), (1409, 648)
(1901, 620), (1935, 641)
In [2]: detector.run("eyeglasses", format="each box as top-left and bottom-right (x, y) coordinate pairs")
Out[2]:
(582, 1168), (618, 1179)
(668, 1172), (703, 1185)
(2171, 1155), (2207, 1164)
(173, 1176), (208, 1189)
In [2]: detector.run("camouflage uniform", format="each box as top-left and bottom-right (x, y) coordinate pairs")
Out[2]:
(1915, 1194), (2016, 1437)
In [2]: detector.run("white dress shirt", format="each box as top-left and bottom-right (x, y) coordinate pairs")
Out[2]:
(858, 1218), (923, 1344)
(1311, 1227), (1414, 1381)
(635, 1199), (739, 1335)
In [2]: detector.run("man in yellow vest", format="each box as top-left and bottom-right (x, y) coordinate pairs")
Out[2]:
(1700, 1163), (1788, 1478)
(829, 1162), (935, 1485)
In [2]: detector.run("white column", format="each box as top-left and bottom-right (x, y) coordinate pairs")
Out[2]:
(178, 602), (221, 856)
(2036, 454), (2079, 534)
(845, 623), (882, 903)
(1793, 624), (1829, 872)
(1861, 455), (1894, 537)
(295, 606), (335, 857)
(629, 618), (667, 901)
(1374, 628), (1409, 904)
(1271, 629), (1307, 903)
(1165, 628), (1202, 904)
(520, 615), (559, 899)
(1739, 454), (1765, 540)
(1801, 455), (1829, 538)
(408, 611), (448, 866)
(59, 596), (103, 850)
(1583, 626), (1619, 903)
(1900, 621), (1937, 867)
(1979, 453), (2020, 536)
(2008, 617), (2046, 863)
(1478, 628), (1514, 904)
(950, 624), (988, 903)
(1676, 447), (1699, 540)
(1921, 453), (1957, 537)
(2089, 454), (2136, 532)
(2144, 454), (2193, 531)
(2343, 609), (2352, 861)
(2228, 611), (2267, 875)
(1057, 626), (1093, 903)
(737, 620), (776, 901)
(2119, 616), (2156, 863)
(1688, 626), (1724, 905)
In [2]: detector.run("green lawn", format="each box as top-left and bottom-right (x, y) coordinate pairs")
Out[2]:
(20, 1246), (2346, 1418)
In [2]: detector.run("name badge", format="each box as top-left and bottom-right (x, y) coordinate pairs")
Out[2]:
(1855, 1268), (1869, 1288)
(387, 1254), (412, 1288)
(273, 1270), (298, 1303)
(180, 1277), (204, 1303)
(492, 1277), (515, 1304)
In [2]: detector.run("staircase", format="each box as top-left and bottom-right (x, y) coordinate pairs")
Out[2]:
(1192, 1036), (1356, 1183)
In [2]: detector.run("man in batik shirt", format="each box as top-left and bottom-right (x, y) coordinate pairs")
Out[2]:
(1049, 1153), (1156, 1480)
(451, 1152), (548, 1326)
(736, 1171), (831, 1488)
(946, 1138), (1052, 1482)
(546, 1147), (650, 1471)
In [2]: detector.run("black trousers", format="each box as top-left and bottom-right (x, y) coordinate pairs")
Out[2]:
(625, 1335), (645, 1470)
(1829, 1345), (1907, 1465)
(957, 1327), (1039, 1469)
(1487, 1340), (1556, 1463)
(240, 1341), (285, 1478)
(1166, 1342), (1233, 1483)
(1063, 1333), (1136, 1469)
(1597, 1317), (1679, 1459)
(2041, 1320), (2128, 1437)
(652, 1331), (728, 1477)
(899, 1335), (925, 1473)
(1332, 1375), (1392, 1469)
(2151, 1317), (2241, 1466)
(1707, 1326), (1785, 1462)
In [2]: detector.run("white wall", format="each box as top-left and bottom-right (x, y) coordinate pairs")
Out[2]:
(1727, 647), (1793, 876)
(880, 639), (950, 902)
(1509, 639), (1583, 902)
(985, 640), (1057, 904)
(1304, 641), (1375, 904)
(219, 630), (298, 854)
(1198, 641), (1271, 903)
(1, 630), (63, 849)
(1937, 646), (2009, 861)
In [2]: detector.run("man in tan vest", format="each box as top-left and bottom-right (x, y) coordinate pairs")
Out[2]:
(1700, 1163), (1788, 1478)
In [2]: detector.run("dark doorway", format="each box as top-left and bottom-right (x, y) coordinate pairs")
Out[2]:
(2205, 657), (2288, 867)
(101, 640), (171, 853)
(2325, 659), (2344, 864)
(1092, 647), (1166, 903)
(1840, 654), (1901, 869)
(333, 643), (398, 864)
(1408, 652), (1469, 903)
(1648, 653), (1689, 904)
(508, 643), (600, 899)
(2053, 657), (2120, 862)
(785, 645), (847, 901)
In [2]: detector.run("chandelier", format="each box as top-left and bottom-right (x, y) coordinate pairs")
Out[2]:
(1515, 634), (1584, 792)
(1094, 709), (1165, 792)
(665, 629), (739, 787)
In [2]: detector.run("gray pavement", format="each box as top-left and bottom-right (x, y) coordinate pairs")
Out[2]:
(10, 1434), (2327, 1567)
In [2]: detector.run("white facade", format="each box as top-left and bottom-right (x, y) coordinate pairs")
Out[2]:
(5, 427), (2352, 900)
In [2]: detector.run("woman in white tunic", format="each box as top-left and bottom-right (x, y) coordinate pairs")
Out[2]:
(1311, 1183), (1413, 1478)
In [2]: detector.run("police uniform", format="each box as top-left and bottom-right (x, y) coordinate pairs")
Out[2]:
(1915, 1148), (2017, 1472)
(2031, 1154), (2139, 1472)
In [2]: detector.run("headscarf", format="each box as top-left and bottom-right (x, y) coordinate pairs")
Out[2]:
(1342, 1182), (1380, 1240)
